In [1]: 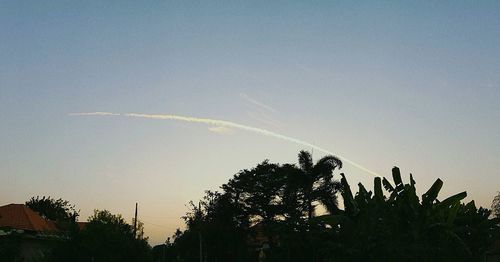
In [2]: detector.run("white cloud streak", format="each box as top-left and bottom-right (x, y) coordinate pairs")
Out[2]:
(68, 112), (121, 116)
(240, 93), (278, 113)
(69, 112), (380, 176)
(246, 111), (282, 129)
(208, 126), (234, 135)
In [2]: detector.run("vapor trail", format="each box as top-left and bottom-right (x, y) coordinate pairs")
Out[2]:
(68, 112), (121, 116)
(69, 112), (380, 176)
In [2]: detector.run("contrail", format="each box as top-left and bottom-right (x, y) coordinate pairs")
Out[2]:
(240, 93), (278, 113)
(68, 112), (121, 116)
(69, 112), (380, 176)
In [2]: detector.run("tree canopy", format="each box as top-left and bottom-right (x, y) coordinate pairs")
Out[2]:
(25, 196), (79, 223)
(46, 209), (152, 262)
(492, 192), (500, 218)
(162, 152), (500, 262)
(9, 151), (499, 261)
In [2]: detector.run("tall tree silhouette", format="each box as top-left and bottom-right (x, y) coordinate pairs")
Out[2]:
(297, 150), (342, 219)
(222, 161), (285, 225)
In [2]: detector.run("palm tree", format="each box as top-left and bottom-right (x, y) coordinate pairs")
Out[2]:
(297, 150), (342, 220)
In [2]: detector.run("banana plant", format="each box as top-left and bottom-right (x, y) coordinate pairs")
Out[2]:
(314, 166), (478, 261)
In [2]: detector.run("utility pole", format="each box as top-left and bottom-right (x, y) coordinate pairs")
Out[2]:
(133, 202), (138, 239)
(198, 201), (202, 262)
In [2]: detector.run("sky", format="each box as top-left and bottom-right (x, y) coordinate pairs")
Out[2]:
(1, 1), (499, 245)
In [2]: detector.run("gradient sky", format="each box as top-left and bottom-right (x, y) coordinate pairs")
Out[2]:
(1, 1), (499, 244)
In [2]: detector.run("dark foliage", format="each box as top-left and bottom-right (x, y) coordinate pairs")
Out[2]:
(26, 196), (79, 223)
(493, 192), (500, 218)
(315, 167), (500, 261)
(48, 210), (152, 262)
(0, 233), (22, 261)
(172, 191), (252, 261)
(169, 151), (343, 261)
(167, 154), (499, 262)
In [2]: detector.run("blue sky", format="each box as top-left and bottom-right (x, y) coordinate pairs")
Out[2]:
(1, 1), (499, 244)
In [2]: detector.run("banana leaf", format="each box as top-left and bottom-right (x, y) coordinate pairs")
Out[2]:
(392, 167), (403, 191)
(374, 177), (383, 201)
(439, 191), (467, 208)
(422, 178), (443, 204)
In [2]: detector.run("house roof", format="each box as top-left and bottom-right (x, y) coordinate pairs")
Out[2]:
(0, 204), (58, 232)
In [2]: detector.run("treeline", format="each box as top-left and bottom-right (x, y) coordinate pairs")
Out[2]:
(2, 151), (499, 261)
(159, 151), (500, 262)
(47, 209), (151, 261)
(1, 196), (152, 261)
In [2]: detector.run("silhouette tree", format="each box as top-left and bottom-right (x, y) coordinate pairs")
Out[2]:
(492, 192), (500, 218)
(222, 161), (285, 225)
(454, 200), (498, 259)
(79, 210), (151, 261)
(25, 196), (79, 223)
(132, 218), (147, 240)
(48, 210), (151, 262)
(279, 163), (305, 227)
(171, 154), (498, 261)
(174, 191), (251, 261)
(315, 167), (500, 261)
(297, 150), (342, 219)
